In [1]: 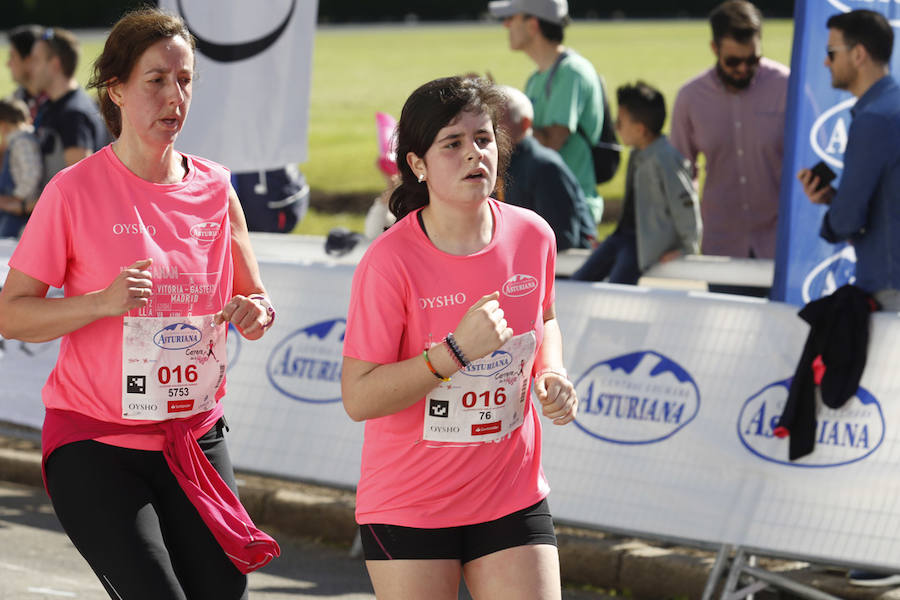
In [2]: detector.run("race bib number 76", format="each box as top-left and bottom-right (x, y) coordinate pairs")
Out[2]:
(423, 331), (536, 443)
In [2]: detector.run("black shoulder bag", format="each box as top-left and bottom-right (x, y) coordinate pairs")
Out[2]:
(544, 51), (622, 184)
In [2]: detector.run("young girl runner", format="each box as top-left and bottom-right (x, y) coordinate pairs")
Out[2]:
(342, 76), (578, 600)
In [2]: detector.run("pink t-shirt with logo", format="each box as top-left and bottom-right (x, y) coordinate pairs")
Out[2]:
(343, 199), (557, 528)
(10, 145), (234, 450)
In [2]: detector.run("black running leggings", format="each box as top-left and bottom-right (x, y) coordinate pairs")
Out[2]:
(45, 419), (248, 600)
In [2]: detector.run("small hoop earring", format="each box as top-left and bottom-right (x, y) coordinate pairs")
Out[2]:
(417, 173), (426, 183)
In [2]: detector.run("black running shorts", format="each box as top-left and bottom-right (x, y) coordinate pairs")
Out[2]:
(359, 497), (557, 563)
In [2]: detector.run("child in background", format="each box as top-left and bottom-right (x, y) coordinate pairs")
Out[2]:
(326, 113), (400, 255)
(0, 97), (42, 238)
(364, 168), (399, 240)
(364, 112), (399, 239)
(572, 82), (701, 284)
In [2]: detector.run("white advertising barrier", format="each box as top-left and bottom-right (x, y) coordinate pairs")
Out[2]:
(545, 282), (900, 571)
(0, 239), (59, 430)
(219, 259), (365, 487)
(4, 235), (900, 571)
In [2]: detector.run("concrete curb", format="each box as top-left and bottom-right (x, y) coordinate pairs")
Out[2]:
(1, 439), (897, 599)
(0, 447), (44, 489)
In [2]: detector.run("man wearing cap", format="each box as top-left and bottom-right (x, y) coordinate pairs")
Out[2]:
(490, 0), (605, 225)
(670, 0), (789, 261)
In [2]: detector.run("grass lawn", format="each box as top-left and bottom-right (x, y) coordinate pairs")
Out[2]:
(306, 19), (793, 199)
(0, 19), (794, 235)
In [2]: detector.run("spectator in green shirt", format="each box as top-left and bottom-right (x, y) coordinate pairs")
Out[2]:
(490, 0), (605, 224)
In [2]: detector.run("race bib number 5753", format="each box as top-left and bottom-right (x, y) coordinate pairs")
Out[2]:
(122, 315), (226, 420)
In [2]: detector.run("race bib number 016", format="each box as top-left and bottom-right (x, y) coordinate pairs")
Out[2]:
(423, 331), (536, 443)
(122, 315), (226, 420)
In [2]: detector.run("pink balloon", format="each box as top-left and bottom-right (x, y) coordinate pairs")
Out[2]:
(375, 112), (399, 177)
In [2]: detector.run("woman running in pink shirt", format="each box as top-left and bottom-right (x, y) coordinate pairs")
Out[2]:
(342, 76), (578, 600)
(0, 8), (277, 600)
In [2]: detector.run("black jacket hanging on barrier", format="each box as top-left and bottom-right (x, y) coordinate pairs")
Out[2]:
(774, 284), (878, 460)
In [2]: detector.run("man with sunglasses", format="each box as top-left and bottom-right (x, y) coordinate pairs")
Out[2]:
(798, 10), (900, 588)
(670, 0), (789, 266)
(29, 28), (107, 188)
(800, 11), (900, 312)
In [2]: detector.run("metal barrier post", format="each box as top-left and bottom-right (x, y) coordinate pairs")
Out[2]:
(702, 545), (732, 600)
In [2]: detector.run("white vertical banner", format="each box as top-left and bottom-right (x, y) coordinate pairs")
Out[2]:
(158, 0), (318, 171)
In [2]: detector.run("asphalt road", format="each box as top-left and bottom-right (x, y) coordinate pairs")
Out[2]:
(0, 480), (615, 600)
(0, 480), (377, 600)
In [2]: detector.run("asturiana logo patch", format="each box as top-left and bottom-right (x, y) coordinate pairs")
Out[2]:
(153, 323), (202, 350)
(574, 350), (700, 445)
(802, 245), (856, 304)
(190, 221), (222, 242)
(502, 274), (538, 298)
(462, 349), (512, 378)
(267, 318), (344, 403)
(737, 377), (885, 468)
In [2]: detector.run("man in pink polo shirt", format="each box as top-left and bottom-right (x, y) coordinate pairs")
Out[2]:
(670, 0), (789, 260)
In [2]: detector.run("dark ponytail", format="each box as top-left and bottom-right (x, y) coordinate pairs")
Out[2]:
(389, 76), (511, 222)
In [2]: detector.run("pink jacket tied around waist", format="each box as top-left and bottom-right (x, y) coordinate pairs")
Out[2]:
(42, 407), (280, 574)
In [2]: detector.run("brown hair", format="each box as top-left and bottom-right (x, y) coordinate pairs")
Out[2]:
(710, 0), (763, 44)
(389, 76), (512, 222)
(40, 28), (80, 79)
(87, 7), (195, 138)
(0, 97), (30, 125)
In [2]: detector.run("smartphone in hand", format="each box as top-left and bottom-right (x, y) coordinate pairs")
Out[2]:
(809, 161), (837, 191)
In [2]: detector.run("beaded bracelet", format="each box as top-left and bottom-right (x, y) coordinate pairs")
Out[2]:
(444, 332), (469, 368)
(248, 295), (276, 330)
(443, 339), (465, 370)
(422, 349), (450, 382)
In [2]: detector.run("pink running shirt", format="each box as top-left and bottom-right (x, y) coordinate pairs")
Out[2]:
(343, 199), (556, 528)
(10, 145), (234, 450)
